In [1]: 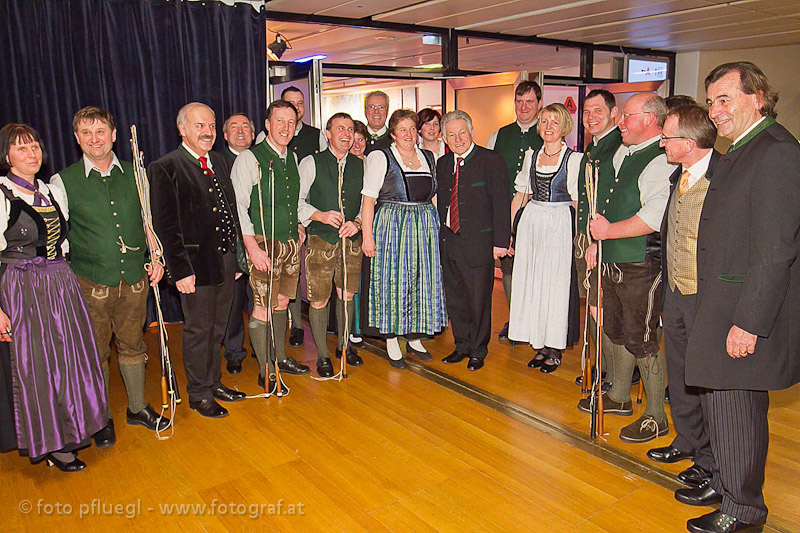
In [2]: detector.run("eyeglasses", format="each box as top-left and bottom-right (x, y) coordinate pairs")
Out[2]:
(659, 134), (689, 142)
(620, 111), (653, 121)
(366, 105), (387, 111)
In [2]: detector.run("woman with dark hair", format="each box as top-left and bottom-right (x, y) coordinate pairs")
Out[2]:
(361, 109), (447, 367)
(509, 103), (583, 374)
(0, 123), (107, 471)
(417, 108), (447, 161)
(351, 120), (369, 161)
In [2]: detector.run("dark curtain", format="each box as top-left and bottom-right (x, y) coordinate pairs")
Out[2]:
(0, 0), (267, 176)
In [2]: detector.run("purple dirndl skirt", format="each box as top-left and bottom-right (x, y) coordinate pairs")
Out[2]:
(1, 258), (107, 460)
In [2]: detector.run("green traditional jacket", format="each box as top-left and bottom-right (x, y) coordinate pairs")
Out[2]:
(493, 122), (543, 194)
(249, 141), (300, 242)
(58, 157), (147, 286)
(307, 150), (364, 244)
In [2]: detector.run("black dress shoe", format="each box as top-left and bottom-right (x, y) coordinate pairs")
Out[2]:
(336, 346), (364, 366)
(93, 419), (116, 449)
(212, 384), (246, 402)
(528, 349), (548, 368)
(406, 344), (432, 361)
(467, 357), (484, 371)
(665, 385), (670, 404)
(679, 464), (713, 488)
(46, 453), (87, 472)
(226, 359), (243, 374)
(278, 356), (310, 375)
(540, 350), (561, 374)
(498, 322), (509, 340)
(189, 398), (229, 418)
(647, 445), (694, 464)
(289, 327), (304, 347)
(127, 405), (170, 431)
(675, 483), (723, 506)
(317, 358), (334, 378)
(442, 350), (467, 364)
(687, 510), (761, 533)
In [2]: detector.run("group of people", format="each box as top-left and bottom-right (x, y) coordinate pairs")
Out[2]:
(0, 59), (797, 533)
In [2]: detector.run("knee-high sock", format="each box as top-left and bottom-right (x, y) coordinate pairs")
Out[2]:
(608, 343), (635, 404)
(272, 309), (288, 363)
(501, 273), (512, 307)
(288, 296), (302, 330)
(118, 361), (146, 413)
(337, 299), (355, 350)
(249, 317), (269, 378)
(640, 349), (667, 422)
(309, 305), (330, 360)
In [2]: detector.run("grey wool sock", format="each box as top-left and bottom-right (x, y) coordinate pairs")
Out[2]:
(272, 309), (289, 363)
(309, 305), (330, 360)
(118, 361), (146, 413)
(608, 343), (635, 405)
(640, 349), (667, 423)
(249, 317), (269, 378)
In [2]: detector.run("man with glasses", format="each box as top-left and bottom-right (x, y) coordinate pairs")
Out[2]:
(487, 80), (544, 341)
(646, 105), (717, 493)
(363, 91), (392, 155)
(578, 92), (674, 443)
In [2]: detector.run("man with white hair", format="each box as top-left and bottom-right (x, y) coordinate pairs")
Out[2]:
(149, 102), (247, 419)
(437, 110), (510, 371)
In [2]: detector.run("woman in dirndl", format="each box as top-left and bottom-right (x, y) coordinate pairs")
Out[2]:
(360, 109), (447, 368)
(0, 123), (107, 471)
(508, 103), (583, 374)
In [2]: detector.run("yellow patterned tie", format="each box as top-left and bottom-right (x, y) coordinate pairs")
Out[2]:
(678, 170), (691, 196)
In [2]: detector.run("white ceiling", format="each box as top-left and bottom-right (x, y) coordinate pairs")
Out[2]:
(264, 0), (800, 52)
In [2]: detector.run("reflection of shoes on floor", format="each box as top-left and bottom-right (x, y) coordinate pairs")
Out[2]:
(498, 322), (509, 341)
(577, 393), (633, 415)
(675, 483), (722, 507)
(619, 415), (668, 443)
(646, 445), (694, 464)
(389, 357), (407, 369)
(289, 327), (304, 347)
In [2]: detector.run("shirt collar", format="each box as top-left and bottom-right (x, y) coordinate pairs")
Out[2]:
(685, 149), (713, 180)
(624, 134), (661, 155)
(266, 137), (287, 159)
(82, 152), (123, 178)
(368, 124), (387, 137)
(294, 121), (304, 137)
(593, 126), (618, 145)
(227, 145), (241, 157)
(732, 116), (767, 146)
(518, 119), (538, 133)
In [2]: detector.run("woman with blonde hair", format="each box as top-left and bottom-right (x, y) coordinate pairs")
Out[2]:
(508, 103), (583, 373)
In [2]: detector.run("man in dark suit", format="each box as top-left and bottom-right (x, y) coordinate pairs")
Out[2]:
(646, 105), (717, 490)
(220, 112), (255, 374)
(675, 62), (800, 533)
(149, 102), (246, 419)
(437, 110), (510, 371)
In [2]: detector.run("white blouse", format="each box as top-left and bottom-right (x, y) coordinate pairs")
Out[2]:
(0, 176), (68, 254)
(514, 143), (583, 202)
(361, 144), (433, 199)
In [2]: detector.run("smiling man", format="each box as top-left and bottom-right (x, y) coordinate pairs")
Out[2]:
(297, 113), (365, 377)
(674, 62), (800, 533)
(150, 102), (247, 418)
(231, 100), (310, 393)
(488, 80), (544, 341)
(437, 110), (510, 371)
(50, 106), (169, 446)
(363, 90), (392, 155)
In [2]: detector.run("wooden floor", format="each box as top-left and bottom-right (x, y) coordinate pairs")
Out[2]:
(1, 280), (797, 532)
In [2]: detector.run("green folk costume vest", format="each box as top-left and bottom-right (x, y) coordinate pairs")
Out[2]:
(249, 141), (300, 242)
(307, 150), (364, 245)
(493, 122), (543, 194)
(289, 124), (322, 162)
(58, 159), (147, 286)
(576, 128), (624, 240)
(600, 141), (665, 264)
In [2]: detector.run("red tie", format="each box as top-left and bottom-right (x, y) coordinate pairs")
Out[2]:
(450, 157), (463, 233)
(198, 155), (214, 177)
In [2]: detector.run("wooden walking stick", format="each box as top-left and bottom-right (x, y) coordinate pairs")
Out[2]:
(585, 160), (605, 439)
